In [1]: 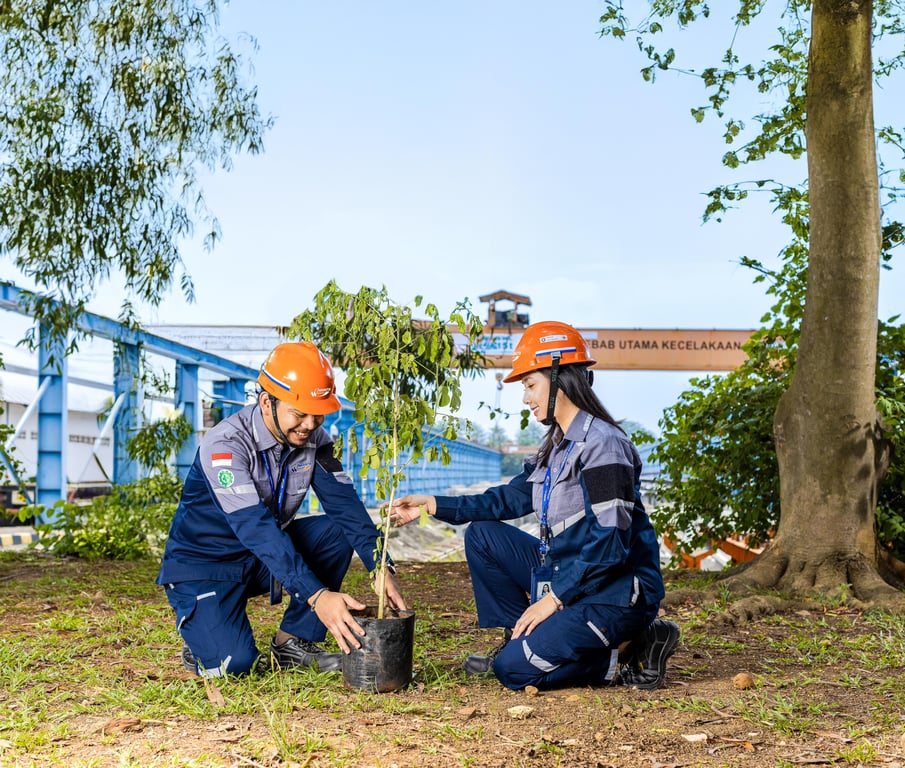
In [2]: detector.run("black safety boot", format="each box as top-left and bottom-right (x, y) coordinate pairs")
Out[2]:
(463, 628), (512, 676)
(181, 644), (197, 673)
(617, 619), (680, 690)
(270, 636), (342, 672)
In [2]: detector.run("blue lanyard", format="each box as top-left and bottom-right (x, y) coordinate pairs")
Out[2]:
(260, 449), (290, 524)
(539, 440), (575, 562)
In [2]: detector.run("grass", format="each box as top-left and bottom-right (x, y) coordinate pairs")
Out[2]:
(0, 554), (496, 766)
(3, 553), (905, 767)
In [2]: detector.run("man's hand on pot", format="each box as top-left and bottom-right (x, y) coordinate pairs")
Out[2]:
(310, 590), (367, 653)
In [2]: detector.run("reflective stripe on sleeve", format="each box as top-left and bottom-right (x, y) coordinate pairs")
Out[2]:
(213, 484), (258, 497)
(590, 498), (633, 530)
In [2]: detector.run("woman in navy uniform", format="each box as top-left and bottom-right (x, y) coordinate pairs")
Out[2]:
(158, 342), (406, 677)
(391, 321), (678, 690)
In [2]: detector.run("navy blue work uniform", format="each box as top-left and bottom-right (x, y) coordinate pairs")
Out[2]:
(157, 403), (384, 676)
(434, 410), (665, 690)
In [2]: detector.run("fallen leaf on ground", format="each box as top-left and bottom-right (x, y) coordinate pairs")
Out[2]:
(203, 680), (226, 707)
(99, 717), (142, 735)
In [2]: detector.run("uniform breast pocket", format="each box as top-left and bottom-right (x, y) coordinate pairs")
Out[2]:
(554, 483), (585, 512)
(286, 470), (311, 500)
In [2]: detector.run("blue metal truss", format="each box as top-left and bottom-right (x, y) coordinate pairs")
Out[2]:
(1, 280), (502, 517)
(1, 280), (258, 518)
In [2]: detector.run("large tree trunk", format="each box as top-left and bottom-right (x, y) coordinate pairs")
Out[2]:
(735, 0), (904, 606)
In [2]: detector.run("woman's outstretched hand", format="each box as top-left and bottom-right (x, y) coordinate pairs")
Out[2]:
(387, 494), (436, 527)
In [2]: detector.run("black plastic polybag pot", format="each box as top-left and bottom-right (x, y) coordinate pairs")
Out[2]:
(341, 607), (415, 693)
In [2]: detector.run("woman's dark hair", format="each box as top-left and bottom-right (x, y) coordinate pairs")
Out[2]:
(535, 364), (624, 466)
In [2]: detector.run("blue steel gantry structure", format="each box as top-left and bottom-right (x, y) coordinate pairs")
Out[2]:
(0, 281), (501, 516)
(1, 280), (258, 510)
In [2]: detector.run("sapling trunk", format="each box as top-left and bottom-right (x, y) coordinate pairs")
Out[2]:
(376, 504), (392, 618)
(291, 282), (487, 618)
(376, 345), (403, 620)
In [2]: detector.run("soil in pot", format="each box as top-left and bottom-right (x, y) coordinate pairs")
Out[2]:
(341, 606), (415, 693)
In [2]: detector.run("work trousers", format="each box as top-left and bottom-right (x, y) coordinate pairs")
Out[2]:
(163, 514), (353, 676)
(464, 520), (658, 690)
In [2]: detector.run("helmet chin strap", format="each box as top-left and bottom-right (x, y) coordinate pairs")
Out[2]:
(268, 396), (292, 445)
(541, 352), (561, 427)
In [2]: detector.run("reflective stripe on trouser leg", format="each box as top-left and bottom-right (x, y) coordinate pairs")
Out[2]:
(166, 576), (268, 676)
(491, 601), (657, 690)
(520, 639), (620, 683)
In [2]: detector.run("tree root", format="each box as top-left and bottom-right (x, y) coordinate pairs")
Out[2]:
(661, 546), (905, 619)
(877, 549), (905, 589)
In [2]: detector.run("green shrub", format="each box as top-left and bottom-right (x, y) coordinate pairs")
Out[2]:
(27, 474), (182, 560)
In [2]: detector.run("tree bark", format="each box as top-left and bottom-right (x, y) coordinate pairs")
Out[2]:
(753, 0), (904, 606)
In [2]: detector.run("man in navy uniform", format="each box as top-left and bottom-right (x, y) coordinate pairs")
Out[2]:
(158, 341), (406, 677)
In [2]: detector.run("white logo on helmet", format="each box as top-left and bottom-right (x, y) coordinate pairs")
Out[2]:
(538, 334), (569, 344)
(311, 387), (333, 399)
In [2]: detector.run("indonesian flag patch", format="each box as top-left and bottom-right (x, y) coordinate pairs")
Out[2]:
(211, 452), (232, 467)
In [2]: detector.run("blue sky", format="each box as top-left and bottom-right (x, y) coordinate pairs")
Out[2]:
(2, 2), (903, 436)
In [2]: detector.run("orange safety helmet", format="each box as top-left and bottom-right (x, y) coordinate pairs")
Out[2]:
(503, 321), (595, 383)
(257, 342), (341, 415)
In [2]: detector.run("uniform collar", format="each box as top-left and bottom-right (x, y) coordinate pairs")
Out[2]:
(252, 404), (282, 453)
(561, 409), (593, 443)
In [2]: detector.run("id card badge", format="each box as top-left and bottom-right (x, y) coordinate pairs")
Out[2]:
(530, 566), (554, 604)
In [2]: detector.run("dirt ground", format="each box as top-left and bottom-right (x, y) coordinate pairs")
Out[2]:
(2, 557), (905, 768)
